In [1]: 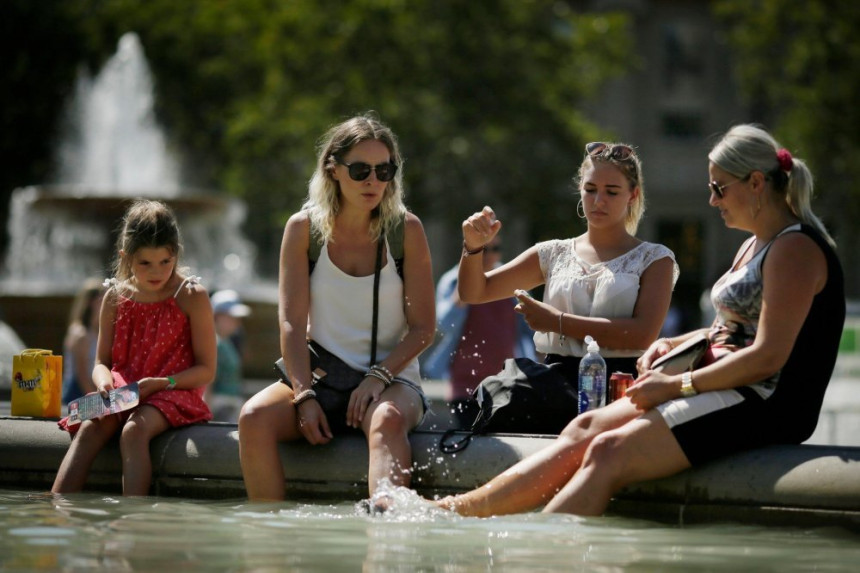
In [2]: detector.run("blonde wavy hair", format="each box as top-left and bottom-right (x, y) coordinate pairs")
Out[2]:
(303, 113), (407, 244)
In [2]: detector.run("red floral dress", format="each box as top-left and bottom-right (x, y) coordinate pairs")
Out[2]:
(59, 278), (212, 432)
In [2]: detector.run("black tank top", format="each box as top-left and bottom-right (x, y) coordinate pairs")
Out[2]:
(765, 225), (845, 443)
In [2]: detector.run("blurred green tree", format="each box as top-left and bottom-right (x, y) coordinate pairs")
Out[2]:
(714, 0), (860, 292)
(100, 0), (634, 274)
(4, 1), (634, 277)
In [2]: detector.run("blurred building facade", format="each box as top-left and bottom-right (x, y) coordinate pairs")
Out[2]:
(582, 0), (857, 329)
(583, 0), (772, 330)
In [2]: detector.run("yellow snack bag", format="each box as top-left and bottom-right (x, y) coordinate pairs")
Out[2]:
(11, 349), (62, 418)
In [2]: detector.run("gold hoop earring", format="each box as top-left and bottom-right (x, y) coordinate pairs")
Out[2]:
(751, 196), (761, 219)
(577, 199), (586, 219)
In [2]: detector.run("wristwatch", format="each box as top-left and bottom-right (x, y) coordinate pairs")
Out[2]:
(680, 371), (698, 397)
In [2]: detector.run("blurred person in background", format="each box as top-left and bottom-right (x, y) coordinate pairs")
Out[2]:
(62, 278), (106, 404)
(206, 289), (250, 422)
(423, 236), (536, 428)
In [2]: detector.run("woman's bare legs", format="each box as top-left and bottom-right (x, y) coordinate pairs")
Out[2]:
(52, 415), (122, 493)
(543, 410), (690, 515)
(120, 405), (170, 496)
(239, 382), (302, 501)
(437, 398), (643, 517)
(362, 384), (424, 495)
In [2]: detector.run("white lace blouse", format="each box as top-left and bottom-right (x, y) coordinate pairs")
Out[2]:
(535, 239), (679, 357)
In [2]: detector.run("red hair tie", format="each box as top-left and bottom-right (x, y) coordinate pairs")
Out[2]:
(776, 148), (794, 172)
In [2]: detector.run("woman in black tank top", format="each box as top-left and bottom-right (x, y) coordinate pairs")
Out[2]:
(432, 124), (845, 518)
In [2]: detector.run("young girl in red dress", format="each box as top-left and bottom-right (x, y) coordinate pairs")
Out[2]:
(53, 199), (216, 496)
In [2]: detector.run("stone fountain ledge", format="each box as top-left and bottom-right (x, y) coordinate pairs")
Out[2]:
(1, 417), (859, 531)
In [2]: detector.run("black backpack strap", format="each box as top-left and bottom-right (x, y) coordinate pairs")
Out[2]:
(388, 213), (405, 260)
(439, 429), (475, 454)
(308, 218), (324, 274)
(439, 403), (490, 454)
(389, 213), (406, 280)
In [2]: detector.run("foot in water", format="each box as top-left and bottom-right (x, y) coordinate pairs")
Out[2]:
(358, 492), (393, 515)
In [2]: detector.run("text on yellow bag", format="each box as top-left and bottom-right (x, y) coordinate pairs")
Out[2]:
(12, 349), (63, 418)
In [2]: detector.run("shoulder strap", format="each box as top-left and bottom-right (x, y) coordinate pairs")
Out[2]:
(172, 276), (201, 298)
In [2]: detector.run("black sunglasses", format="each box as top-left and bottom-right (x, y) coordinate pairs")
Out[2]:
(337, 159), (398, 182)
(586, 142), (634, 161)
(708, 175), (748, 199)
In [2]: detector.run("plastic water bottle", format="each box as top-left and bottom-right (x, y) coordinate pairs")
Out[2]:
(578, 335), (606, 414)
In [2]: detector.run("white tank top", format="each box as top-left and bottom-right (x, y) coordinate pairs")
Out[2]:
(308, 238), (421, 385)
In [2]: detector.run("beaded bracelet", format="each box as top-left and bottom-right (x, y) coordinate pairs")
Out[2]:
(372, 364), (394, 381)
(292, 388), (317, 406)
(658, 337), (675, 350)
(166, 376), (177, 390)
(462, 241), (485, 256)
(366, 370), (391, 388)
(367, 364), (393, 388)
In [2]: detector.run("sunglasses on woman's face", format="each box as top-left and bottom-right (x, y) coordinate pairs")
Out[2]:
(337, 160), (398, 182)
(708, 176), (747, 199)
(586, 142), (634, 161)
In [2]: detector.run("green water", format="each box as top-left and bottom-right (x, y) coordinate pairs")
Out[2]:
(1, 488), (859, 572)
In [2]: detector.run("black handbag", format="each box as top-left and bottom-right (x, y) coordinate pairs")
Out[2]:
(274, 239), (384, 428)
(439, 357), (579, 453)
(651, 332), (709, 375)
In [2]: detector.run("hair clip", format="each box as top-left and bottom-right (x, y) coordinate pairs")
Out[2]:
(776, 148), (794, 172)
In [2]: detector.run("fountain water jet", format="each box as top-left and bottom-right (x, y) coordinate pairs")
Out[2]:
(0, 32), (278, 383)
(56, 33), (181, 194)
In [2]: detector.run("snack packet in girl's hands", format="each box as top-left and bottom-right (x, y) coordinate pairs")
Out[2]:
(66, 382), (140, 426)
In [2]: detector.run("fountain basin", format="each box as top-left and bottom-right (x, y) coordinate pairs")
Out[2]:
(1, 416), (859, 531)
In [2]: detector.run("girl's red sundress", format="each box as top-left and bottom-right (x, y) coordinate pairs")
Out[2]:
(59, 280), (212, 433)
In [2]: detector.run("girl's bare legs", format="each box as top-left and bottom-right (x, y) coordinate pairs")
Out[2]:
(543, 410), (690, 515)
(437, 398), (642, 517)
(362, 384), (424, 495)
(52, 415), (122, 493)
(120, 405), (171, 496)
(239, 382), (302, 501)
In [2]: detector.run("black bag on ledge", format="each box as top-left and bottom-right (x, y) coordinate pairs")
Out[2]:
(439, 357), (579, 454)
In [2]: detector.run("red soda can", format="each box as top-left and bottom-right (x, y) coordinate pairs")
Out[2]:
(609, 372), (635, 403)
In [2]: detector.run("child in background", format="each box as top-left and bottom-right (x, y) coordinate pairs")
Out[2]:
(61, 278), (106, 404)
(53, 199), (216, 496)
(206, 289), (250, 422)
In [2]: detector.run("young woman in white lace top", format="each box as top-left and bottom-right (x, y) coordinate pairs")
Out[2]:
(457, 142), (678, 381)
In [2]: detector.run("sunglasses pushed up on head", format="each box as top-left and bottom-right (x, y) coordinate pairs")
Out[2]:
(337, 159), (398, 182)
(586, 142), (635, 161)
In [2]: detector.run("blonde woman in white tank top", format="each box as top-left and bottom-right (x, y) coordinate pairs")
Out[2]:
(238, 114), (436, 506)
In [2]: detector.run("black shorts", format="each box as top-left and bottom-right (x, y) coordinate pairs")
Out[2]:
(658, 386), (773, 466)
